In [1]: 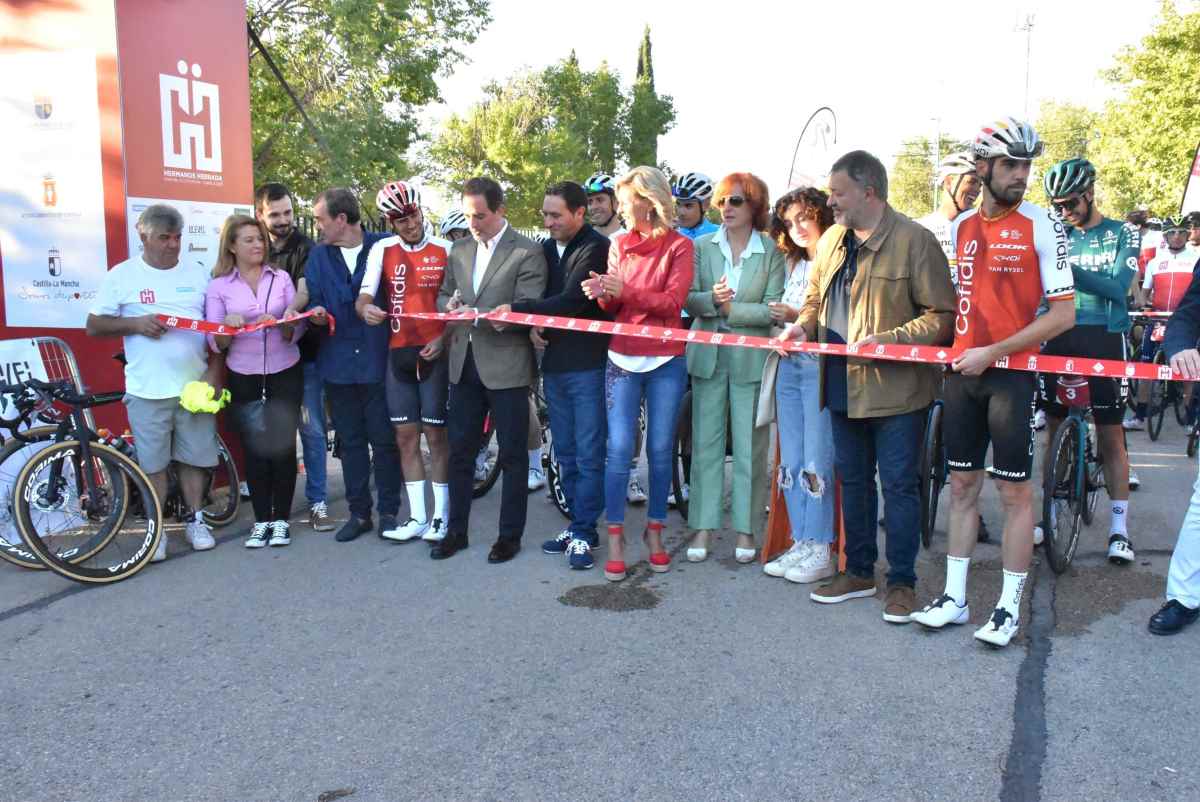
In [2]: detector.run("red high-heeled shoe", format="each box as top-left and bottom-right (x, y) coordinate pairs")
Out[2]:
(604, 524), (626, 581)
(644, 521), (670, 573)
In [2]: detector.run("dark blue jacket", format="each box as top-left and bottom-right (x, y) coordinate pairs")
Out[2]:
(1163, 258), (1200, 360)
(304, 231), (389, 384)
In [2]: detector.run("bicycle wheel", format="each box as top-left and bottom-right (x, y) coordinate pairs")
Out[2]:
(1148, 350), (1169, 441)
(1042, 416), (1084, 574)
(0, 426), (60, 569)
(918, 402), (945, 549)
(471, 424), (501, 499)
(671, 390), (692, 520)
(546, 441), (571, 520)
(1174, 388), (1189, 426)
(1080, 425), (1104, 526)
(199, 436), (240, 527)
(14, 441), (162, 584)
(1189, 422), (1199, 459)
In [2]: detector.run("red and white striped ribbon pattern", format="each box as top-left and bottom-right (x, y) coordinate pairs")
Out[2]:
(156, 310), (335, 336)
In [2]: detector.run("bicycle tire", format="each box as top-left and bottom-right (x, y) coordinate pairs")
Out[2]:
(546, 441), (571, 520)
(1148, 350), (1168, 441)
(472, 426), (501, 499)
(200, 436), (240, 528)
(14, 441), (162, 584)
(671, 390), (692, 520)
(918, 402), (945, 549)
(0, 426), (62, 569)
(1043, 416), (1084, 574)
(1190, 429), (1199, 459)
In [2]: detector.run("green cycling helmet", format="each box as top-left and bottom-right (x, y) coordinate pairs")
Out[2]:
(1043, 158), (1096, 199)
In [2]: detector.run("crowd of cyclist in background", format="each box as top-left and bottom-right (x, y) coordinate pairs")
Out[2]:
(87, 113), (1200, 647)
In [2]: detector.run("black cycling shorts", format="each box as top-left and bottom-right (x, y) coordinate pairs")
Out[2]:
(386, 346), (449, 426)
(1038, 324), (1129, 426)
(943, 369), (1038, 482)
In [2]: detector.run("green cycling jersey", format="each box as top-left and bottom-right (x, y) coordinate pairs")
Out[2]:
(1064, 216), (1140, 332)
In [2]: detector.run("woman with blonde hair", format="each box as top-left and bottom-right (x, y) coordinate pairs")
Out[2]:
(206, 214), (305, 548)
(583, 166), (693, 581)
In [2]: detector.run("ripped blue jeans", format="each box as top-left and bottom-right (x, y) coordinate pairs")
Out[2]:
(775, 355), (835, 544)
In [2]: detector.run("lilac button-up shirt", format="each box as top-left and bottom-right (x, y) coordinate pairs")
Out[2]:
(205, 264), (305, 376)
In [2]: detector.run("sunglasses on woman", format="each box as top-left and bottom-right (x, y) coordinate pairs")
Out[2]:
(716, 196), (746, 209)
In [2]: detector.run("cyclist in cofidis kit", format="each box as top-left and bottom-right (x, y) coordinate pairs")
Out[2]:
(1036, 158), (1140, 565)
(912, 118), (1074, 648)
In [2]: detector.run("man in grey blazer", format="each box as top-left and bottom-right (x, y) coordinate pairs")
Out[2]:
(433, 177), (548, 563)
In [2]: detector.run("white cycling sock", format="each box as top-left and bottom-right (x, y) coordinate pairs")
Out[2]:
(432, 482), (449, 522)
(945, 555), (970, 606)
(405, 480), (427, 523)
(1110, 499), (1129, 536)
(997, 569), (1027, 620)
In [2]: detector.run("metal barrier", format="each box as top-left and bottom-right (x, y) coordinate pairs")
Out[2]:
(33, 337), (97, 431)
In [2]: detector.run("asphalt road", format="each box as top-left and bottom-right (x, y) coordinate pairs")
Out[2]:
(2, 421), (1199, 802)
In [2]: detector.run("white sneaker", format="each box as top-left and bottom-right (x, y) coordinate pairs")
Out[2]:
(245, 522), (269, 549)
(151, 532), (167, 562)
(1122, 415), (1145, 432)
(974, 607), (1019, 647)
(764, 541), (810, 577)
(239, 481), (251, 499)
(422, 517), (446, 542)
(783, 542), (834, 584)
(1033, 524), (1045, 546)
(528, 467), (546, 491)
(1128, 467), (1141, 491)
(911, 594), (970, 628)
(1034, 409), (1046, 430)
(1107, 534), (1135, 564)
(268, 520), (291, 547)
(381, 517), (429, 542)
(627, 476), (647, 504)
(474, 453), (491, 483)
(668, 483), (690, 507)
(185, 517), (215, 551)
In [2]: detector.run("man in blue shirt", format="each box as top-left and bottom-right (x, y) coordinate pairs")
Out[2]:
(673, 171), (718, 240)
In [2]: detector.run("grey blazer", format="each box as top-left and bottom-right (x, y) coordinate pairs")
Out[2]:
(436, 225), (548, 390)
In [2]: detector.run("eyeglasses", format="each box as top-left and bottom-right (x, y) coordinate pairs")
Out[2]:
(717, 196), (746, 209)
(1050, 196), (1084, 214)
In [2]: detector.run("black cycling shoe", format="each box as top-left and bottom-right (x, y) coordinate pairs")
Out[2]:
(1148, 600), (1199, 635)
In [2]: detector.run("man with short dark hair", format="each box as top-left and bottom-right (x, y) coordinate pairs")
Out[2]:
(780, 149), (956, 624)
(254, 182), (331, 531)
(497, 181), (610, 570)
(434, 177), (548, 563)
(305, 188), (402, 542)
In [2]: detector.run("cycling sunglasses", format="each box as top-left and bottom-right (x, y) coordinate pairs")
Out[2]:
(385, 204), (420, 221)
(1050, 196), (1085, 214)
(585, 182), (611, 194)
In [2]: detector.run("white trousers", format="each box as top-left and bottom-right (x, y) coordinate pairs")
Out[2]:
(1166, 461), (1200, 608)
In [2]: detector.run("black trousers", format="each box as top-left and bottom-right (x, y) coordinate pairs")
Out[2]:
(324, 381), (402, 521)
(448, 346), (530, 542)
(227, 362), (304, 522)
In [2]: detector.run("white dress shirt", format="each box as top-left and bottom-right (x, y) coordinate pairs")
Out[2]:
(473, 222), (509, 294)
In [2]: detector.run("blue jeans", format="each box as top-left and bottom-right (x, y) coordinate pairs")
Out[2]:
(324, 381), (401, 521)
(775, 356), (835, 544)
(544, 368), (607, 542)
(830, 408), (925, 587)
(605, 356), (687, 523)
(300, 361), (327, 505)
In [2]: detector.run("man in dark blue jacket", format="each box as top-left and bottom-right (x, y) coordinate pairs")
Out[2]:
(1150, 258), (1200, 635)
(305, 188), (401, 541)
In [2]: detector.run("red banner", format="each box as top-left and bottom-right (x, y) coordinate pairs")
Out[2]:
(156, 310), (335, 336)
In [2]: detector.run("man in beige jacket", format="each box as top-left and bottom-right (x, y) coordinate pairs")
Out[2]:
(780, 150), (956, 624)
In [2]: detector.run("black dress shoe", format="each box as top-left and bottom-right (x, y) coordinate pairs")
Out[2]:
(430, 533), (468, 560)
(487, 539), (521, 564)
(377, 514), (398, 536)
(335, 517), (373, 542)
(1148, 600), (1200, 635)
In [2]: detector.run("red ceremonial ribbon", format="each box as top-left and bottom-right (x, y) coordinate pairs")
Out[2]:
(156, 310), (336, 336)
(400, 309), (1188, 383)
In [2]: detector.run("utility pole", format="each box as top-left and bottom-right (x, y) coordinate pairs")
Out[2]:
(1017, 14), (1035, 118)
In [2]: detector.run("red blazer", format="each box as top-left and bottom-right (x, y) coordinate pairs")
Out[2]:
(599, 229), (694, 357)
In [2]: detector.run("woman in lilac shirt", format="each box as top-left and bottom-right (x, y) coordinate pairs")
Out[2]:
(206, 215), (305, 548)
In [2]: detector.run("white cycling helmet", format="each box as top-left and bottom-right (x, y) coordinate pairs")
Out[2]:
(673, 172), (714, 202)
(935, 151), (977, 182)
(584, 173), (616, 195)
(972, 117), (1043, 161)
(439, 209), (468, 236)
(376, 180), (422, 218)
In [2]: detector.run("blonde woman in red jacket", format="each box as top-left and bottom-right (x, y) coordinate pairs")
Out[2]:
(583, 166), (694, 582)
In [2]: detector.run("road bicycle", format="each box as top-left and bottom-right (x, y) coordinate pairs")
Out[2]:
(918, 398), (946, 550)
(1041, 376), (1105, 574)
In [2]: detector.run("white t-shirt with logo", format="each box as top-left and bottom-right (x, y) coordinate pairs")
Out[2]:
(90, 256), (210, 399)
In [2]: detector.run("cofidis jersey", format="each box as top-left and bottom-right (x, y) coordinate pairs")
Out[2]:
(360, 234), (449, 348)
(950, 200), (1073, 350)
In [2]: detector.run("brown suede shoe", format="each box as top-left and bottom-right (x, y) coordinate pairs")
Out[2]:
(809, 572), (877, 604)
(883, 585), (916, 624)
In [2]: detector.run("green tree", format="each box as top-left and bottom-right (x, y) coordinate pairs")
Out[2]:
(1090, 1), (1200, 215)
(889, 135), (966, 218)
(1031, 100), (1099, 208)
(247, 0), (489, 205)
(627, 26), (675, 168)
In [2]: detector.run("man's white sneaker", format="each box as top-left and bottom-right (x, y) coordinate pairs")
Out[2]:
(911, 594), (970, 628)
(974, 607), (1019, 647)
(764, 541), (810, 577)
(668, 483), (690, 508)
(1107, 533), (1135, 564)
(1034, 409), (1046, 430)
(1122, 415), (1145, 431)
(245, 522), (270, 549)
(474, 452), (491, 483)
(1033, 524), (1045, 546)
(1128, 467), (1141, 491)
(527, 467), (546, 491)
(185, 517), (215, 551)
(627, 476), (647, 504)
(381, 517), (429, 542)
(151, 532), (167, 562)
(268, 520), (291, 547)
(422, 518), (446, 542)
(784, 542), (834, 584)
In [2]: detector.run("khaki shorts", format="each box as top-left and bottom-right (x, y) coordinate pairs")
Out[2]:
(123, 394), (219, 474)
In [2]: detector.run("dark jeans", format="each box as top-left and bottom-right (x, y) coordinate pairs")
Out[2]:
(227, 362), (303, 522)
(324, 381), (401, 521)
(543, 367), (607, 541)
(447, 346), (530, 542)
(830, 408), (925, 588)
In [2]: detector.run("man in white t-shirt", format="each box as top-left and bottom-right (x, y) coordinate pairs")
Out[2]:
(87, 204), (223, 560)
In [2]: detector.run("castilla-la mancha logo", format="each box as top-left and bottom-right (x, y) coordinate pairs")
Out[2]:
(159, 60), (221, 174)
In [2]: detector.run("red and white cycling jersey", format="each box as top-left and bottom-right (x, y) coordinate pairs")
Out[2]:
(1143, 246), (1200, 312)
(1138, 229), (1163, 271)
(360, 234), (449, 348)
(950, 200), (1073, 350)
